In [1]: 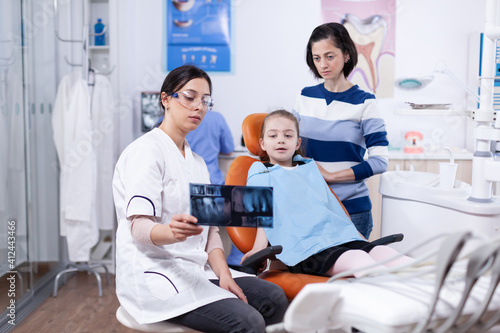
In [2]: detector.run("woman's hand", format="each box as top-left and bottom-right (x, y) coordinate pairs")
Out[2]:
(151, 214), (202, 245)
(316, 163), (356, 183)
(316, 163), (334, 183)
(219, 273), (248, 303)
(168, 214), (203, 242)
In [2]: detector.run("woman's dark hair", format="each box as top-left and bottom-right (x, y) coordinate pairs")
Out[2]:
(159, 64), (212, 111)
(259, 109), (303, 163)
(306, 22), (358, 79)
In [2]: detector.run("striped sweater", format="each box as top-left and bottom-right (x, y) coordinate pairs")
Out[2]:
(292, 83), (389, 214)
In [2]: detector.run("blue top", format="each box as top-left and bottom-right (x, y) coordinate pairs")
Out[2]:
(292, 84), (389, 214)
(186, 111), (234, 185)
(246, 155), (363, 266)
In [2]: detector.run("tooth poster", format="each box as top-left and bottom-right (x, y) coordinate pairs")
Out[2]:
(322, 0), (396, 98)
(166, 0), (231, 72)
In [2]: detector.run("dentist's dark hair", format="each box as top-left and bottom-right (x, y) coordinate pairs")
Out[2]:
(306, 22), (358, 79)
(159, 64), (212, 111)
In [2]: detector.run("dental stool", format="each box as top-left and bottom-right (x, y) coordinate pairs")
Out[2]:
(225, 113), (404, 300)
(116, 306), (200, 332)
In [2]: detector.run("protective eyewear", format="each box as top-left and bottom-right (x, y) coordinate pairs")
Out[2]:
(170, 90), (214, 111)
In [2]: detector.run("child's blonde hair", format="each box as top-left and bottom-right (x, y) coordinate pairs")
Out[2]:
(259, 109), (303, 162)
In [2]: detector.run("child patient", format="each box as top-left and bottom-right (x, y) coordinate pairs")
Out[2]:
(242, 110), (412, 277)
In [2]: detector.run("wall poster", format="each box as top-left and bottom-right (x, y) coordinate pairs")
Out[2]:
(322, 0), (396, 98)
(166, 0), (231, 72)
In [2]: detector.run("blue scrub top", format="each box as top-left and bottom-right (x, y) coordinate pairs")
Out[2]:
(186, 111), (234, 185)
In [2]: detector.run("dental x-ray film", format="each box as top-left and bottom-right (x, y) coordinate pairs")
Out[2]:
(189, 183), (273, 228)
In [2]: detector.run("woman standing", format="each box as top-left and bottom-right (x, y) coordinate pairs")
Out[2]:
(113, 65), (287, 333)
(292, 22), (389, 239)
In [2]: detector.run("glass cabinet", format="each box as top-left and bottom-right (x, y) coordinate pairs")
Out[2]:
(1, 0), (61, 330)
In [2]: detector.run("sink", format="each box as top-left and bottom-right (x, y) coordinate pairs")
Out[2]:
(379, 171), (500, 257)
(379, 171), (471, 200)
(379, 171), (500, 216)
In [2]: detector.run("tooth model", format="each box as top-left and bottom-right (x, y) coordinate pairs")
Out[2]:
(342, 14), (387, 93)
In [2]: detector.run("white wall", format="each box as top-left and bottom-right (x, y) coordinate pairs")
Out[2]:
(114, 0), (488, 153)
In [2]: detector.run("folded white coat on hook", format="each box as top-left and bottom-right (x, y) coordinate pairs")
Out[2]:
(52, 69), (115, 262)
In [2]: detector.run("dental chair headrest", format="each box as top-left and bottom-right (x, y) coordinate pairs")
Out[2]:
(242, 113), (267, 157)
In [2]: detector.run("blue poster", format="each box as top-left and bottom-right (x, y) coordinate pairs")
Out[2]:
(166, 0), (231, 72)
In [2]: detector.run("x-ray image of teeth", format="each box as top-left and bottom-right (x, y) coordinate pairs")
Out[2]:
(341, 13), (387, 94)
(140, 92), (162, 132)
(232, 187), (272, 214)
(190, 184), (273, 228)
(191, 197), (231, 226)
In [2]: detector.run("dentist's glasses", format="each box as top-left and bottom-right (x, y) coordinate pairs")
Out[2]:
(170, 90), (214, 112)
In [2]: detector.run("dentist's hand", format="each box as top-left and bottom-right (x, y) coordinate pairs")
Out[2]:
(219, 273), (248, 303)
(168, 214), (203, 242)
(151, 214), (203, 245)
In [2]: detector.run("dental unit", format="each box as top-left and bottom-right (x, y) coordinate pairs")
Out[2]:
(269, 1), (500, 332)
(471, 0), (500, 203)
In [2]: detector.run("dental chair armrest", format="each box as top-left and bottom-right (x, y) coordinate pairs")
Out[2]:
(370, 233), (404, 246)
(241, 245), (283, 275)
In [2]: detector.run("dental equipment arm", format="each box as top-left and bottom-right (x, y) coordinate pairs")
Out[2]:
(435, 241), (500, 333)
(456, 241), (500, 333)
(411, 231), (472, 333)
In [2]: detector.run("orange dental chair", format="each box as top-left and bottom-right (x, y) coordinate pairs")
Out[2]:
(225, 113), (403, 301)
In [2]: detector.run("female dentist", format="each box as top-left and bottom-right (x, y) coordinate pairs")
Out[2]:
(113, 65), (287, 333)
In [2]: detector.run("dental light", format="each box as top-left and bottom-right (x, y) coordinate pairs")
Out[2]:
(395, 63), (481, 103)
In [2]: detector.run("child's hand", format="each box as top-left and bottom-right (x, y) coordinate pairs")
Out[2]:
(241, 248), (259, 264)
(241, 249), (267, 274)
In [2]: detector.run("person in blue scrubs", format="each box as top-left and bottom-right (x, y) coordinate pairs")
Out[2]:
(186, 111), (234, 185)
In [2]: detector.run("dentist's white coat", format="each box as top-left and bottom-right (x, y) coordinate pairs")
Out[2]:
(113, 128), (247, 324)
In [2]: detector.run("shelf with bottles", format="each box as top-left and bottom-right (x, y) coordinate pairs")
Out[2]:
(89, 0), (109, 47)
